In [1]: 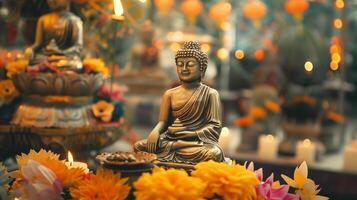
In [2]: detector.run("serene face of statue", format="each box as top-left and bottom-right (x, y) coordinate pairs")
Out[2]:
(176, 57), (202, 82)
(47, 0), (69, 11)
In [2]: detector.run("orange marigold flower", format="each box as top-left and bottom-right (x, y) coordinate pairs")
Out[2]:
(70, 168), (130, 200)
(192, 161), (259, 200)
(5, 59), (28, 78)
(326, 111), (345, 124)
(234, 117), (254, 127)
(91, 100), (115, 122)
(264, 99), (281, 113)
(0, 80), (19, 103)
(134, 167), (206, 200)
(14, 149), (85, 189)
(250, 106), (267, 119)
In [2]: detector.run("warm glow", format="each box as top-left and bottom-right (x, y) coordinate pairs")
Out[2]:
(254, 49), (265, 61)
(68, 151), (74, 165)
(201, 43), (211, 53)
(330, 45), (341, 54)
(113, 0), (124, 16)
(170, 42), (181, 52)
(335, 0), (344, 9)
(266, 134), (274, 142)
(334, 18), (343, 29)
(167, 31), (183, 41)
(220, 22), (230, 31)
(221, 127), (230, 137)
(331, 53), (341, 63)
(304, 61), (313, 72)
(235, 50), (245, 60)
(138, 0), (146, 3)
(303, 139), (311, 147)
(330, 61), (339, 71)
(217, 48), (229, 60)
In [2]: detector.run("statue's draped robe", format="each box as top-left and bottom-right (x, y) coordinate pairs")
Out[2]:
(135, 84), (224, 164)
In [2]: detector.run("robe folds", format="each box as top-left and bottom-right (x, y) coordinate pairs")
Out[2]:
(135, 84), (225, 164)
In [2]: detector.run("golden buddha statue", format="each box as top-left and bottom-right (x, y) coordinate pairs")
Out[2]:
(134, 41), (225, 165)
(27, 0), (83, 72)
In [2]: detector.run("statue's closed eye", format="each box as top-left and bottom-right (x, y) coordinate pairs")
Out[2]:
(177, 61), (184, 66)
(187, 61), (196, 67)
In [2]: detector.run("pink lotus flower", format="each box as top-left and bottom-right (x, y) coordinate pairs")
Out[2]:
(16, 160), (62, 200)
(247, 162), (298, 200)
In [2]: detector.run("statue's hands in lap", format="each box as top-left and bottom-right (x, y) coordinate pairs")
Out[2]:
(147, 130), (160, 153)
(172, 131), (197, 139)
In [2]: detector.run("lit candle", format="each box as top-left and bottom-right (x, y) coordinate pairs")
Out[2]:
(343, 140), (357, 172)
(112, 0), (125, 21)
(218, 127), (238, 154)
(65, 151), (89, 173)
(296, 139), (316, 164)
(258, 134), (279, 160)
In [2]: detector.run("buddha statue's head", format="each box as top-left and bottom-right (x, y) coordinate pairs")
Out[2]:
(141, 20), (154, 45)
(47, 0), (70, 11)
(175, 41), (208, 82)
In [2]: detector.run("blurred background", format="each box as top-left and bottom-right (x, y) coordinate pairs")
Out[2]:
(0, 0), (357, 198)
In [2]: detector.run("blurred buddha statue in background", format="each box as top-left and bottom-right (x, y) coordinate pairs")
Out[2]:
(27, 0), (83, 72)
(132, 20), (159, 71)
(135, 41), (225, 165)
(120, 20), (167, 95)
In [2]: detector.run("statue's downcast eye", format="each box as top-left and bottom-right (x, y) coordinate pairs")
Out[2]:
(187, 61), (196, 67)
(177, 61), (184, 67)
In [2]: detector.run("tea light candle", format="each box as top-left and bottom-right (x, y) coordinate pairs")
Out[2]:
(296, 139), (316, 164)
(65, 151), (89, 173)
(258, 134), (279, 160)
(343, 140), (357, 172)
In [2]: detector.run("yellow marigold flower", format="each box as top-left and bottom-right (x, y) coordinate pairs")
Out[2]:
(192, 161), (259, 200)
(15, 149), (85, 189)
(83, 58), (109, 77)
(16, 149), (60, 167)
(249, 106), (267, 119)
(134, 167), (206, 200)
(5, 59), (28, 78)
(70, 168), (130, 200)
(264, 99), (281, 113)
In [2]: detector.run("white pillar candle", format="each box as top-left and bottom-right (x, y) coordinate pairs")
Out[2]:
(65, 151), (89, 173)
(296, 139), (316, 164)
(343, 140), (357, 172)
(258, 134), (279, 160)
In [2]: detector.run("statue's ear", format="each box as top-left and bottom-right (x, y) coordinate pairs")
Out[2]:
(200, 69), (206, 79)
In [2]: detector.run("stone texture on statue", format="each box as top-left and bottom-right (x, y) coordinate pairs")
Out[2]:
(28, 0), (83, 72)
(134, 41), (225, 165)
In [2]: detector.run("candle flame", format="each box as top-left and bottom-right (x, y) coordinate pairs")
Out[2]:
(113, 0), (124, 16)
(266, 134), (274, 141)
(303, 139), (311, 147)
(68, 151), (74, 165)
